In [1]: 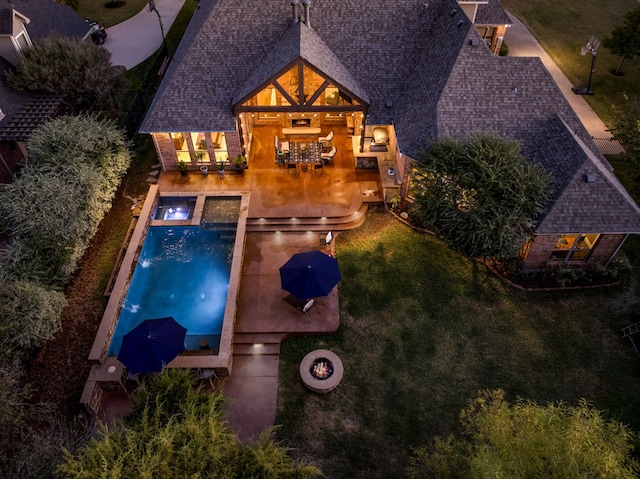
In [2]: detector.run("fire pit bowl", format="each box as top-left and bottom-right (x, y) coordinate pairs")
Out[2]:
(300, 349), (343, 394)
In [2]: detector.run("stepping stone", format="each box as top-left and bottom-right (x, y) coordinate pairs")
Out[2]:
(151, 163), (161, 169)
(149, 170), (159, 176)
(146, 176), (158, 184)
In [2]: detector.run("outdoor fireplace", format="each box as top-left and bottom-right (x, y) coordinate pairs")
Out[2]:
(292, 118), (311, 127)
(300, 349), (343, 393)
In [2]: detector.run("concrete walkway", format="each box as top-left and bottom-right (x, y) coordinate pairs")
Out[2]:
(104, 0), (185, 70)
(504, 12), (624, 154)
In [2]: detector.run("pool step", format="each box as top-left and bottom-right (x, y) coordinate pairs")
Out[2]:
(246, 204), (368, 232)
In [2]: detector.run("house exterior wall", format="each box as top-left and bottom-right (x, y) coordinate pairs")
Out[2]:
(0, 141), (26, 183)
(153, 132), (178, 170)
(523, 233), (627, 269)
(225, 130), (242, 163)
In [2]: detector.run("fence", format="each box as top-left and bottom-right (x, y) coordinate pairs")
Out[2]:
(120, 43), (172, 139)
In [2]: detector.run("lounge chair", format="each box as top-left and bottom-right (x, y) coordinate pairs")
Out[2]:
(283, 293), (314, 313)
(321, 146), (337, 163)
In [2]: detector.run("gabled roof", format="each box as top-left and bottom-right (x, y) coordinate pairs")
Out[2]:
(475, 0), (511, 26)
(531, 116), (640, 234)
(142, 0), (465, 132)
(232, 20), (368, 106)
(2, 0), (89, 41)
(0, 94), (66, 142)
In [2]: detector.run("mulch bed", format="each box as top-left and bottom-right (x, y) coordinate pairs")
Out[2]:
(27, 196), (132, 416)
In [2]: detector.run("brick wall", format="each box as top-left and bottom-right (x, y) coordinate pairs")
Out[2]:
(523, 234), (627, 269)
(0, 141), (26, 184)
(225, 130), (242, 162)
(153, 133), (177, 170)
(585, 234), (626, 266)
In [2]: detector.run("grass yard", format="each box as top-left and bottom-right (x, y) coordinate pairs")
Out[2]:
(276, 208), (640, 478)
(502, 0), (640, 126)
(74, 0), (148, 27)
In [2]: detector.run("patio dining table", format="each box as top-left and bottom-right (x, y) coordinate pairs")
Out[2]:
(290, 141), (322, 164)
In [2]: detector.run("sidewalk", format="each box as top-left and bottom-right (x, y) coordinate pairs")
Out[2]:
(104, 0), (185, 70)
(504, 12), (624, 154)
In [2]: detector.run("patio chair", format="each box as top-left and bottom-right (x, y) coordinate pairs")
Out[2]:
(282, 293), (315, 313)
(287, 162), (298, 175)
(197, 368), (218, 389)
(321, 146), (337, 163)
(313, 162), (323, 175)
(274, 135), (289, 153)
(318, 130), (334, 143)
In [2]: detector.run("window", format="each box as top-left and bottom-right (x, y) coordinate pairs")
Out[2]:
(550, 234), (600, 261)
(14, 32), (30, 51)
(171, 132), (190, 163)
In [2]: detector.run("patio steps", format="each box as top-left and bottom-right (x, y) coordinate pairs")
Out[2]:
(246, 204), (368, 232)
(233, 332), (285, 356)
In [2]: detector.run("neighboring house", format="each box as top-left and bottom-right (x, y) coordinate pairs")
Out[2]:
(140, 0), (640, 270)
(0, 0), (89, 183)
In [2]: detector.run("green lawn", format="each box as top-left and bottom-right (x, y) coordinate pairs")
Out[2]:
(74, 0), (148, 28)
(502, 0), (640, 126)
(276, 209), (640, 478)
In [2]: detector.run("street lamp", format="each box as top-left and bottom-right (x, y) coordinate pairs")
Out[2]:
(572, 35), (600, 96)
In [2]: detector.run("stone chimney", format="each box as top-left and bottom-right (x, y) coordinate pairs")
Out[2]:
(302, 0), (310, 27)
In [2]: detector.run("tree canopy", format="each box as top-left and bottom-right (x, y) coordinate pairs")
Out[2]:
(408, 389), (640, 479)
(608, 93), (640, 162)
(5, 35), (126, 111)
(57, 370), (319, 478)
(603, 5), (640, 75)
(410, 133), (552, 260)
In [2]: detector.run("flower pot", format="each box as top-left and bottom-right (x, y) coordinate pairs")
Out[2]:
(200, 166), (209, 175)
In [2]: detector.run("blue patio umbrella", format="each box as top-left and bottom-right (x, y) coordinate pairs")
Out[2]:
(279, 250), (342, 299)
(117, 317), (187, 374)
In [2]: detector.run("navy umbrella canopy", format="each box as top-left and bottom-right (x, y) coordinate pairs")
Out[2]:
(117, 317), (187, 374)
(279, 250), (342, 299)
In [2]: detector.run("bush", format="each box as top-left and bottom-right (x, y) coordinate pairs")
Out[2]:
(0, 115), (130, 288)
(0, 278), (67, 354)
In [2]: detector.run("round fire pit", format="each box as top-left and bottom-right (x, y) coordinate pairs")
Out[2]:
(300, 349), (343, 394)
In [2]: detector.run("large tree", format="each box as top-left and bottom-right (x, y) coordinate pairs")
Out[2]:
(5, 35), (126, 111)
(57, 370), (319, 478)
(408, 389), (640, 479)
(603, 5), (640, 75)
(608, 93), (640, 162)
(410, 133), (552, 260)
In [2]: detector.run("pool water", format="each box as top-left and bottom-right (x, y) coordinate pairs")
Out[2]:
(108, 226), (233, 355)
(154, 196), (196, 220)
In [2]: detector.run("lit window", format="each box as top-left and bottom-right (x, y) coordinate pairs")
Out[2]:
(550, 233), (600, 261)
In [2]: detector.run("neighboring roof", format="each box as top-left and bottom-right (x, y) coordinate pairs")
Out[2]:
(0, 8), (29, 36)
(0, 94), (65, 142)
(2, 0), (89, 41)
(0, 56), (31, 122)
(475, 0), (511, 26)
(232, 20), (369, 106)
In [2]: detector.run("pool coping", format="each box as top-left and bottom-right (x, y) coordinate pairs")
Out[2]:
(87, 186), (249, 376)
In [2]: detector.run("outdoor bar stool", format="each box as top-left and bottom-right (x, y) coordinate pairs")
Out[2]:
(287, 162), (297, 175)
(313, 162), (323, 175)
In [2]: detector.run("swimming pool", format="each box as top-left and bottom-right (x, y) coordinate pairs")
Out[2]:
(108, 225), (233, 355)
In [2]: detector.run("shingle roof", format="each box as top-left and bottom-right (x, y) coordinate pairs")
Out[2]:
(4, 0), (89, 40)
(141, 0), (640, 234)
(0, 94), (65, 141)
(142, 0), (465, 132)
(0, 8), (16, 35)
(475, 0), (511, 26)
(233, 21), (369, 106)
